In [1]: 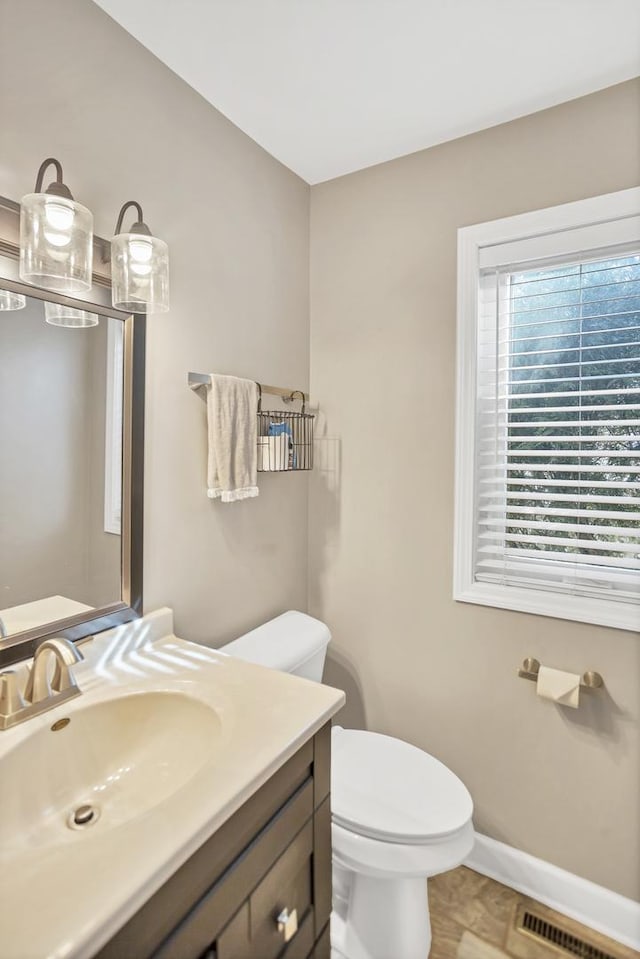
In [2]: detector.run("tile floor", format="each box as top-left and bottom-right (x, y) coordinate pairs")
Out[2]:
(428, 866), (639, 959)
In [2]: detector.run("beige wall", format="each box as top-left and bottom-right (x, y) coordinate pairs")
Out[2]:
(0, 0), (310, 645)
(309, 80), (640, 900)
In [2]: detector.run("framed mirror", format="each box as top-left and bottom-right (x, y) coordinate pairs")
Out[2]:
(0, 198), (145, 667)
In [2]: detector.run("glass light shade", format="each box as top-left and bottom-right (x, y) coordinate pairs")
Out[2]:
(0, 289), (26, 311)
(20, 193), (93, 293)
(44, 300), (99, 328)
(111, 232), (169, 313)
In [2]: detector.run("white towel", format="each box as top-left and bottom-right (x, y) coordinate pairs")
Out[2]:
(206, 374), (259, 502)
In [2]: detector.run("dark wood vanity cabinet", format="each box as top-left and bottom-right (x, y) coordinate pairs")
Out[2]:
(95, 723), (332, 959)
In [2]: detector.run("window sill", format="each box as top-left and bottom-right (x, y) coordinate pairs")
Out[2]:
(454, 581), (640, 632)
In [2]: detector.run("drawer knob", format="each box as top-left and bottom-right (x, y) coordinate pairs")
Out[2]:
(276, 907), (298, 943)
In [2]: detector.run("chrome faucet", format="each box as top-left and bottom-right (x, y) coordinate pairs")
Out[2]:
(0, 638), (83, 730)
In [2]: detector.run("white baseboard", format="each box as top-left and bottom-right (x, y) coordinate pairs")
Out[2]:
(465, 833), (640, 952)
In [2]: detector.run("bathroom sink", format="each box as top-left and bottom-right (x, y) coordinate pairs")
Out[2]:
(0, 690), (221, 853)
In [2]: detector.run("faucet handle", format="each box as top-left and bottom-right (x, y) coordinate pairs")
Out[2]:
(0, 671), (26, 719)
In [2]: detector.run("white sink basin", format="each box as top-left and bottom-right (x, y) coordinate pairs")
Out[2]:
(0, 690), (220, 852)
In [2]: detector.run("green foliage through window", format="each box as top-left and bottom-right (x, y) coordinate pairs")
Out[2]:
(505, 253), (640, 570)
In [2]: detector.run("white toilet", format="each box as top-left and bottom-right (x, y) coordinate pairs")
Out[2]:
(221, 611), (474, 959)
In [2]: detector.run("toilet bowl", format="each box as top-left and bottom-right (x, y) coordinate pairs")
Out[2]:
(329, 726), (473, 959)
(221, 611), (475, 959)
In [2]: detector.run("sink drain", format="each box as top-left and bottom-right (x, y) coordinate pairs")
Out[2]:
(68, 803), (100, 830)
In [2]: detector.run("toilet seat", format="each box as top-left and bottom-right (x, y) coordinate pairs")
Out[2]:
(331, 727), (473, 845)
(332, 818), (475, 879)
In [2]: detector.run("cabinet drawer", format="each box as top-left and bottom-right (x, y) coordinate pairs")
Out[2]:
(208, 824), (314, 959)
(248, 820), (313, 959)
(155, 781), (314, 959)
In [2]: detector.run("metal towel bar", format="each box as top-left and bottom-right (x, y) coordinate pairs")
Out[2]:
(188, 372), (307, 403)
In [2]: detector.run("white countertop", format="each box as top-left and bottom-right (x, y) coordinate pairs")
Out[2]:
(0, 608), (344, 959)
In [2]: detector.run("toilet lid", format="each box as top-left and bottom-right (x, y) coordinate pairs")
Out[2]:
(331, 728), (473, 844)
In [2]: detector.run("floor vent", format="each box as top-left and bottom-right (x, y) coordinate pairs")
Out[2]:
(519, 909), (619, 959)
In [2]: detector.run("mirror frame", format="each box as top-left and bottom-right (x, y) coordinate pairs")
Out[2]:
(0, 197), (145, 667)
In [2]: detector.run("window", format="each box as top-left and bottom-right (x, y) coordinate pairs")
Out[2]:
(454, 189), (640, 631)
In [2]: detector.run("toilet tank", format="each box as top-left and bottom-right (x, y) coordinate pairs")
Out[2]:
(220, 611), (331, 681)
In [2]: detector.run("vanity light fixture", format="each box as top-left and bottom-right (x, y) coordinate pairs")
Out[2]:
(0, 289), (26, 311)
(111, 201), (169, 313)
(44, 301), (98, 329)
(20, 158), (93, 293)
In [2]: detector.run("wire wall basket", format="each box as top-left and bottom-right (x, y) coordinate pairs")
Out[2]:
(257, 385), (314, 472)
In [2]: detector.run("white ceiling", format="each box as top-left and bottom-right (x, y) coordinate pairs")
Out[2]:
(94, 0), (640, 184)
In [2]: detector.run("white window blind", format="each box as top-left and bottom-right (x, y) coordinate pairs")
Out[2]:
(476, 249), (640, 606)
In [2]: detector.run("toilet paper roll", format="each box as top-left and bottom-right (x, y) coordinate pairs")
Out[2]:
(536, 665), (581, 708)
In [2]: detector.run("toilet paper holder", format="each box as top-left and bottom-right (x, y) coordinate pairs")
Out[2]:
(517, 658), (604, 689)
